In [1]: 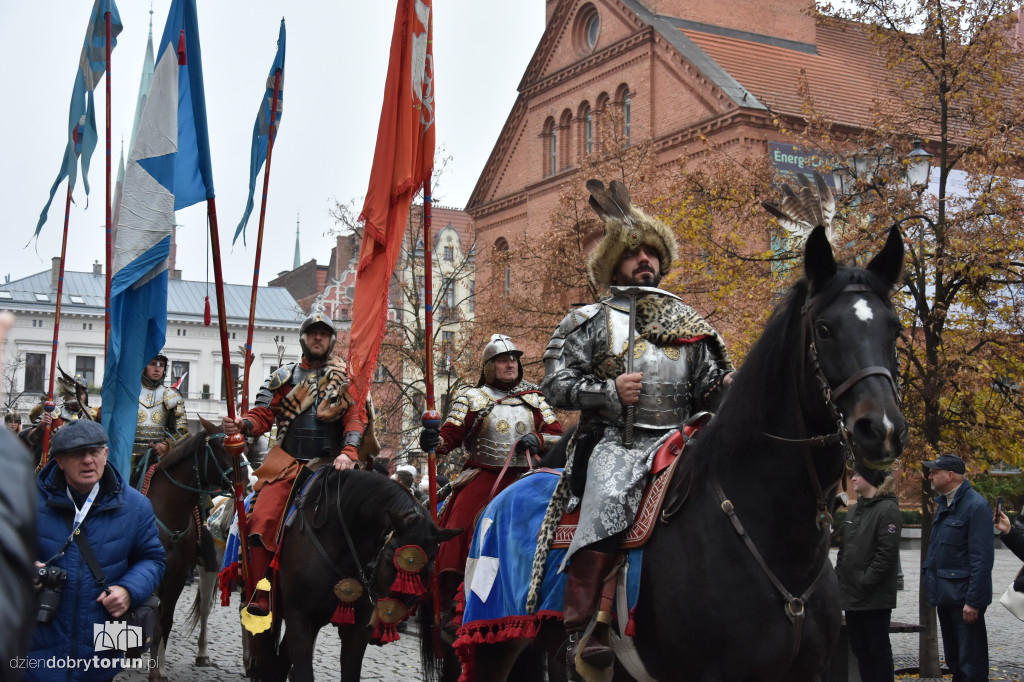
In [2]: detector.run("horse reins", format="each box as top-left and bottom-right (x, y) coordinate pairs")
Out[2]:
(720, 283), (900, 662)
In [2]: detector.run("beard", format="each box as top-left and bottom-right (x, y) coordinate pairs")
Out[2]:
(615, 268), (661, 287)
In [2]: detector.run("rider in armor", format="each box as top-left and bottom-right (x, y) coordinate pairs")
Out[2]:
(420, 334), (563, 633)
(131, 353), (189, 487)
(541, 180), (733, 674)
(222, 304), (371, 630)
(23, 368), (99, 466)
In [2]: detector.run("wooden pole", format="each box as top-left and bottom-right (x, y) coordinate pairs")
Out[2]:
(207, 197), (254, 595)
(240, 68), (282, 413)
(104, 4), (113, 355)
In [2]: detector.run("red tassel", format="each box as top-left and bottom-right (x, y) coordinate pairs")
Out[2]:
(485, 630), (496, 644)
(330, 600), (355, 626)
(204, 296), (211, 326)
(373, 620), (399, 644)
(625, 609), (637, 637)
(218, 564), (237, 607)
(390, 569), (426, 597)
(269, 554), (280, 571)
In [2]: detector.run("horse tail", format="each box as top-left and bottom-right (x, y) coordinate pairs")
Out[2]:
(183, 583), (202, 636)
(418, 599), (445, 682)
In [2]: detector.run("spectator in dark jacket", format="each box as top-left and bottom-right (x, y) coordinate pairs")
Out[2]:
(837, 464), (901, 682)
(922, 454), (993, 682)
(994, 509), (1024, 595)
(26, 420), (165, 682)
(1, 427), (37, 682)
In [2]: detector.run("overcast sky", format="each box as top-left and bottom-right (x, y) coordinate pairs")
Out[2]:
(1, 1), (544, 289)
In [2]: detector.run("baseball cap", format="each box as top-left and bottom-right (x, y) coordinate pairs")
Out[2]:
(50, 419), (108, 456)
(922, 454), (966, 474)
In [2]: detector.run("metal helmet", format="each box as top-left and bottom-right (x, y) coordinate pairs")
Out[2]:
(299, 300), (337, 359)
(479, 334), (523, 386)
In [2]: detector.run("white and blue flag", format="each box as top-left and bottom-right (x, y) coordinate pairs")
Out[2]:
(102, 0), (215, 477)
(35, 0), (122, 237)
(234, 19), (286, 246)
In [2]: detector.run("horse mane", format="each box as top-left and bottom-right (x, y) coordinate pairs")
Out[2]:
(321, 468), (426, 523)
(689, 264), (894, 480)
(155, 431), (209, 472)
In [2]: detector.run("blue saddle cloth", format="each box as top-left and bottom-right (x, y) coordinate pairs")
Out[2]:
(459, 469), (641, 640)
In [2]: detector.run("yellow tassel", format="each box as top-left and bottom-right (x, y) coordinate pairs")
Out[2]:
(255, 577), (271, 591)
(240, 609), (273, 635)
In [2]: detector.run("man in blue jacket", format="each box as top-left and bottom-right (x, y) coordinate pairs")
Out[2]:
(922, 454), (993, 682)
(26, 420), (165, 681)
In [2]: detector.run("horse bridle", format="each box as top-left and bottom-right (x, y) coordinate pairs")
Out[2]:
(151, 433), (236, 545)
(717, 283), (901, 663)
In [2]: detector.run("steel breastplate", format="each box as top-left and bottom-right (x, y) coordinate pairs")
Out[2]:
(607, 302), (691, 429)
(281, 403), (331, 462)
(464, 387), (536, 468)
(137, 386), (171, 444)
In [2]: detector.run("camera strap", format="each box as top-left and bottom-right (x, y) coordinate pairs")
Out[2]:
(61, 516), (108, 590)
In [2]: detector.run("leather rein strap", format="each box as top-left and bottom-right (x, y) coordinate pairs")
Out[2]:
(714, 479), (830, 663)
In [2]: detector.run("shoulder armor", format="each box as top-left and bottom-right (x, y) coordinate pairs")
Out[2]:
(519, 391), (559, 424)
(163, 386), (184, 409)
(463, 387), (491, 412)
(267, 363), (294, 391)
(543, 303), (602, 361)
(446, 392), (472, 427)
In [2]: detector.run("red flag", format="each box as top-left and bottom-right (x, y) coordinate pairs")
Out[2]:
(348, 0), (435, 411)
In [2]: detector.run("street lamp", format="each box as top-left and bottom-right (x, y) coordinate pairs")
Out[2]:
(904, 138), (933, 191)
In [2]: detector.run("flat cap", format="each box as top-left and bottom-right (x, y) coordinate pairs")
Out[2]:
(923, 454), (966, 474)
(50, 419), (108, 456)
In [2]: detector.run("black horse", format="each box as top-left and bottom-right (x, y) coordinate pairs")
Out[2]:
(253, 467), (462, 681)
(143, 417), (235, 681)
(466, 224), (907, 681)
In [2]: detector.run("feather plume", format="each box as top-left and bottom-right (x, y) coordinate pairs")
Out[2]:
(762, 171), (836, 244)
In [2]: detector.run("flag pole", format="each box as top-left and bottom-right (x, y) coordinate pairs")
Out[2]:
(240, 67), (281, 414)
(207, 198), (254, 595)
(418, 178), (445, 644)
(104, 1), (113, 354)
(40, 183), (76, 466)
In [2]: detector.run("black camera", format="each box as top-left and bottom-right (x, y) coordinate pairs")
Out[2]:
(35, 565), (68, 625)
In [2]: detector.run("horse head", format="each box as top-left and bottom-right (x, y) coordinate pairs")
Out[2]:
(363, 489), (462, 642)
(193, 415), (235, 493)
(802, 223), (907, 470)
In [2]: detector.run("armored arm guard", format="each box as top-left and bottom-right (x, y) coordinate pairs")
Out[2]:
(688, 340), (733, 413)
(436, 392), (472, 456)
(163, 387), (190, 446)
(541, 304), (622, 423)
(520, 391), (563, 453)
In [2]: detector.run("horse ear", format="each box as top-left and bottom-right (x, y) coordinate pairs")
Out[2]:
(199, 415), (219, 435)
(436, 527), (464, 543)
(803, 224), (837, 289)
(865, 224), (905, 289)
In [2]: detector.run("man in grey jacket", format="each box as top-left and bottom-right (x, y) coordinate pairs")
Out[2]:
(836, 463), (901, 682)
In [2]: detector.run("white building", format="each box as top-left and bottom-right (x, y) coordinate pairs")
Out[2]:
(1, 258), (303, 427)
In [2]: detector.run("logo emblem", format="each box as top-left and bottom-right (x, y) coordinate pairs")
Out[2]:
(94, 621), (142, 652)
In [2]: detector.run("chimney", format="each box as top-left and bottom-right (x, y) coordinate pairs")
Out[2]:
(51, 257), (62, 289)
(92, 260), (102, 275)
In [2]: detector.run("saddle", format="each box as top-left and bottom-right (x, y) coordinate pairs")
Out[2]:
(551, 416), (706, 550)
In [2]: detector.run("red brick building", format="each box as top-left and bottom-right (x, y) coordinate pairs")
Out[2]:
(467, 0), (890, 294)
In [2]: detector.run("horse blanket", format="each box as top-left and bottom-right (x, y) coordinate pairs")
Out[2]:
(455, 469), (642, 650)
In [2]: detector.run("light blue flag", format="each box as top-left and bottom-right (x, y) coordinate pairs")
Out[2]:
(102, 0), (215, 478)
(233, 19), (286, 246)
(35, 0), (123, 237)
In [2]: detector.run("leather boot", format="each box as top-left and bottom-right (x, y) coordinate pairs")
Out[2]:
(564, 550), (619, 672)
(243, 543), (273, 618)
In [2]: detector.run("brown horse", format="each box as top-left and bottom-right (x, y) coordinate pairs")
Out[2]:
(143, 417), (235, 681)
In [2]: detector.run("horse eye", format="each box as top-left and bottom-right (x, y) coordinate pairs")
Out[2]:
(815, 322), (832, 340)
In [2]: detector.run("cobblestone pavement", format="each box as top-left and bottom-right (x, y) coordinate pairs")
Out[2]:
(115, 549), (1022, 680)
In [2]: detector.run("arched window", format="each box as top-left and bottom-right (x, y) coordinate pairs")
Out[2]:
(595, 92), (610, 150)
(578, 102), (592, 156)
(616, 84), (631, 144)
(494, 237), (511, 296)
(543, 117), (557, 176)
(559, 109), (573, 169)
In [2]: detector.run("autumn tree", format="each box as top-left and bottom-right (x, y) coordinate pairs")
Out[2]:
(772, 1), (1024, 672)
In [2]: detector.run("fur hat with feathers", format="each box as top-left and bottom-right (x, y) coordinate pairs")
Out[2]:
(761, 171), (837, 245)
(586, 179), (677, 290)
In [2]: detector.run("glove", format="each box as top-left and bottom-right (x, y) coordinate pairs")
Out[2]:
(419, 428), (440, 453)
(515, 433), (540, 456)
